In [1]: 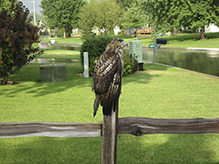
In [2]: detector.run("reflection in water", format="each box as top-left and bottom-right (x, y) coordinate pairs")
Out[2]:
(30, 58), (78, 64)
(154, 49), (219, 76)
(39, 41), (81, 51)
(39, 42), (219, 77)
(125, 48), (219, 77)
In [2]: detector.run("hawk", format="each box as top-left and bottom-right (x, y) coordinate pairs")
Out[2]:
(92, 38), (128, 117)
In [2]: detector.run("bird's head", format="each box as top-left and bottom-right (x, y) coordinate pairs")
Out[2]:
(105, 38), (128, 53)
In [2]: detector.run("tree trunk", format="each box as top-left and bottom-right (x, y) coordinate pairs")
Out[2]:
(200, 26), (205, 40)
(135, 28), (138, 40)
(64, 27), (66, 39)
(2, 73), (8, 85)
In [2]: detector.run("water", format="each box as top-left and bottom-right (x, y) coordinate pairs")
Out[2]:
(39, 42), (219, 77)
(143, 48), (219, 77)
(30, 58), (79, 64)
(39, 41), (81, 51)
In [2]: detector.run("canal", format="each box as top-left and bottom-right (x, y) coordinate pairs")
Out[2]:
(39, 42), (219, 77)
(141, 48), (219, 77)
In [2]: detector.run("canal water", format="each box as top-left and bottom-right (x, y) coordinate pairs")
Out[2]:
(31, 58), (79, 64)
(39, 42), (219, 77)
(142, 48), (219, 77)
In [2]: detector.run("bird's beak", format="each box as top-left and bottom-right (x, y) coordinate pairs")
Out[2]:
(122, 41), (128, 47)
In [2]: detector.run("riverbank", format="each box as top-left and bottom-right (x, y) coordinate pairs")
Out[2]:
(40, 32), (219, 48)
(155, 46), (219, 51)
(41, 41), (219, 52)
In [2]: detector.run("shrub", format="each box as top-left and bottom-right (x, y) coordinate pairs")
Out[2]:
(123, 54), (138, 76)
(118, 31), (125, 35)
(80, 35), (138, 76)
(80, 35), (114, 75)
(0, 1), (43, 84)
(205, 32), (219, 39)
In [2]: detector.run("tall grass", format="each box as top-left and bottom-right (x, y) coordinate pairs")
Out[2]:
(0, 50), (219, 163)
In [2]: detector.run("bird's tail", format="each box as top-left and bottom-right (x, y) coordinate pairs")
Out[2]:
(93, 95), (100, 117)
(103, 105), (112, 116)
(102, 98), (118, 116)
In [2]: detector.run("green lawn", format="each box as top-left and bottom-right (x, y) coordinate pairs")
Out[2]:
(1, 50), (219, 163)
(123, 33), (219, 48)
(41, 36), (82, 44)
(41, 32), (219, 48)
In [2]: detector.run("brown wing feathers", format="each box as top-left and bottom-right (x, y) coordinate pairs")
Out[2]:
(93, 38), (125, 117)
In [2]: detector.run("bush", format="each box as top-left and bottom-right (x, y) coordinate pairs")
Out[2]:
(118, 31), (125, 35)
(123, 54), (138, 76)
(205, 32), (219, 39)
(0, 1), (43, 84)
(80, 35), (138, 76)
(53, 28), (63, 37)
(80, 35), (114, 75)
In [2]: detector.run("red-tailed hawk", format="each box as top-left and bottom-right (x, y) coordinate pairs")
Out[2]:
(92, 38), (128, 117)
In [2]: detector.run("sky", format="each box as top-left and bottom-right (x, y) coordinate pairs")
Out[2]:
(19, 0), (42, 15)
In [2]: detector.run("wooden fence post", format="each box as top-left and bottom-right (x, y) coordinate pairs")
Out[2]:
(101, 103), (118, 164)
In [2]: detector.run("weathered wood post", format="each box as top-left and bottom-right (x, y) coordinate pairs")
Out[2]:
(101, 103), (118, 164)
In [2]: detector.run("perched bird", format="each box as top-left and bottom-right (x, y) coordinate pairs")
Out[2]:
(92, 38), (128, 117)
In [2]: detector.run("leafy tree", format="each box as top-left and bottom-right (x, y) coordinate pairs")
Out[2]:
(0, 0), (12, 11)
(78, 2), (95, 37)
(115, 0), (137, 9)
(120, 0), (147, 40)
(0, 0), (43, 84)
(40, 0), (85, 38)
(142, 0), (219, 39)
(79, 0), (123, 37)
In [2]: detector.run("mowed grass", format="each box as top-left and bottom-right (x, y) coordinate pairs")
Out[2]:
(41, 32), (219, 48)
(41, 36), (82, 44)
(123, 32), (219, 48)
(1, 50), (219, 163)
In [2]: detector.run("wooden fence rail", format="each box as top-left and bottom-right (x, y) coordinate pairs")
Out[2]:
(1, 117), (219, 138)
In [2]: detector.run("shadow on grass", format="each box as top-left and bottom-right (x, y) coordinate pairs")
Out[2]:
(0, 133), (218, 164)
(118, 134), (218, 164)
(122, 63), (168, 86)
(1, 77), (92, 98)
(1, 62), (92, 97)
(0, 137), (102, 164)
(1, 63), (168, 97)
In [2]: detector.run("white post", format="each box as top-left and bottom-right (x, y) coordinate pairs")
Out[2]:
(83, 52), (89, 78)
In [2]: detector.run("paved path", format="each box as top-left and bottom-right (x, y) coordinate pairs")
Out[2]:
(186, 47), (219, 51)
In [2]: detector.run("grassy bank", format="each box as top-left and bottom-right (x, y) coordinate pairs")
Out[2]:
(41, 32), (219, 48)
(1, 50), (219, 163)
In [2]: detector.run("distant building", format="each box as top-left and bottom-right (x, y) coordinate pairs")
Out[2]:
(114, 26), (121, 35)
(91, 26), (121, 35)
(205, 24), (219, 33)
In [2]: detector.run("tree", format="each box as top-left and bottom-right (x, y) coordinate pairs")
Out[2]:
(115, 0), (137, 9)
(40, 0), (85, 38)
(0, 0), (13, 11)
(120, 1), (147, 40)
(142, 0), (219, 39)
(0, 0), (43, 84)
(79, 0), (123, 37)
(78, 2), (95, 37)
